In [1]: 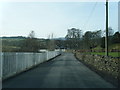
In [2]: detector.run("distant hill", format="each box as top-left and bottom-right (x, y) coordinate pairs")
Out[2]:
(53, 37), (66, 40)
(1, 36), (67, 41)
(1, 36), (26, 39)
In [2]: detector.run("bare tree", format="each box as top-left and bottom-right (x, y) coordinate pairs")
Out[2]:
(65, 28), (82, 49)
(20, 31), (40, 52)
(28, 30), (35, 38)
(47, 33), (55, 51)
(108, 27), (114, 36)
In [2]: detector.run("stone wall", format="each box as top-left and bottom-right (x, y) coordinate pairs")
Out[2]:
(75, 52), (119, 86)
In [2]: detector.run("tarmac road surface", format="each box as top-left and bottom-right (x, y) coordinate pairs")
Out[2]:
(3, 53), (116, 88)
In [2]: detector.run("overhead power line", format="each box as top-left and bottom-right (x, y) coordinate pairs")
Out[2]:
(82, 2), (98, 29)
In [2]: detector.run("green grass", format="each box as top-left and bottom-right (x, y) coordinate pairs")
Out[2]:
(109, 43), (120, 50)
(89, 43), (120, 57)
(2, 45), (20, 52)
(92, 46), (103, 50)
(89, 52), (119, 57)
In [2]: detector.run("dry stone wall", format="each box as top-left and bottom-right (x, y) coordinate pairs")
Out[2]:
(75, 52), (119, 86)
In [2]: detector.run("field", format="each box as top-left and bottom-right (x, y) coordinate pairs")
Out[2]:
(2, 37), (25, 52)
(90, 44), (120, 57)
(89, 52), (119, 57)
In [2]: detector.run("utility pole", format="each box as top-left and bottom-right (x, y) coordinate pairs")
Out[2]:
(105, 0), (109, 56)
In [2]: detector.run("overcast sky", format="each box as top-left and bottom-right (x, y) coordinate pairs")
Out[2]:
(0, 1), (118, 38)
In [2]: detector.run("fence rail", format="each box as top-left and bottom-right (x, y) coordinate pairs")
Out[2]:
(0, 51), (60, 80)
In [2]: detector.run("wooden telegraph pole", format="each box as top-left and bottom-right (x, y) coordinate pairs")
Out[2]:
(105, 0), (109, 56)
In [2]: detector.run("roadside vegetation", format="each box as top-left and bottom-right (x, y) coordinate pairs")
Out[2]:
(2, 27), (120, 57)
(82, 44), (120, 57)
(2, 31), (48, 52)
(87, 52), (119, 57)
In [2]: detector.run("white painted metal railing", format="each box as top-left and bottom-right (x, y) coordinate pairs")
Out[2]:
(0, 51), (60, 80)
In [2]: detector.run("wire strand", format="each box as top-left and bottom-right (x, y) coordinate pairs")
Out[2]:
(82, 2), (98, 29)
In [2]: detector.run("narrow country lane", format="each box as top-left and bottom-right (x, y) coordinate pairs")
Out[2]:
(3, 53), (116, 88)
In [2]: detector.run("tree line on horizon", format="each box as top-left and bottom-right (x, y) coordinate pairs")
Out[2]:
(63, 27), (120, 52)
(2, 28), (120, 52)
